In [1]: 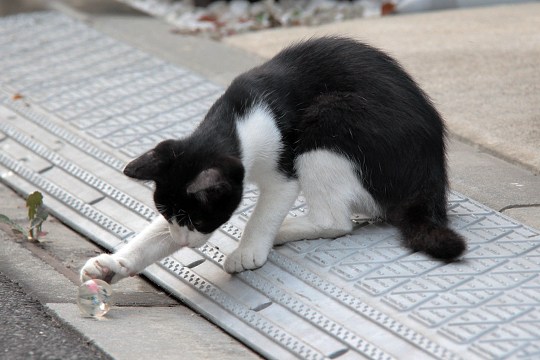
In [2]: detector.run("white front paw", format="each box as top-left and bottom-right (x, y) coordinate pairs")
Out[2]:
(223, 245), (269, 273)
(80, 254), (133, 284)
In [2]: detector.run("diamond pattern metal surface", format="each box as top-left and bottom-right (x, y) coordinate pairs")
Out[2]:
(1, 12), (540, 359)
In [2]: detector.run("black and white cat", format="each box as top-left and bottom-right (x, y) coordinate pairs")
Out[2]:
(81, 37), (466, 283)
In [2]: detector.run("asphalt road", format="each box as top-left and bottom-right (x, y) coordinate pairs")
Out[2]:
(0, 271), (111, 360)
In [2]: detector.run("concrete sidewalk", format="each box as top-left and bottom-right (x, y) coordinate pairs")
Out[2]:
(0, 1), (539, 359)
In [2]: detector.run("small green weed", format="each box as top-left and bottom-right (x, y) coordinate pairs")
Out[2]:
(0, 191), (49, 241)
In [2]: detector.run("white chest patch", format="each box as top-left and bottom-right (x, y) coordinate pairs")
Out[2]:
(236, 103), (283, 185)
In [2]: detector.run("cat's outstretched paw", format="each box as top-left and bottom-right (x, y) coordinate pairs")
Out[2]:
(80, 254), (133, 284)
(223, 246), (269, 273)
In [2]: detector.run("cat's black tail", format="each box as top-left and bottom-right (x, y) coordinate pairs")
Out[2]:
(388, 201), (467, 261)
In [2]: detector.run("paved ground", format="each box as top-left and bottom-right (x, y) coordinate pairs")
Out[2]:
(0, 1), (539, 359)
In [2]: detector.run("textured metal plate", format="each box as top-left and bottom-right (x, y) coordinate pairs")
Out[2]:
(1, 12), (540, 360)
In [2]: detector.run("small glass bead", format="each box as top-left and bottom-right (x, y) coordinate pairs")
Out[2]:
(77, 279), (113, 317)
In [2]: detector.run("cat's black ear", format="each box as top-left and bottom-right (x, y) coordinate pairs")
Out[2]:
(123, 149), (168, 181)
(187, 168), (229, 203)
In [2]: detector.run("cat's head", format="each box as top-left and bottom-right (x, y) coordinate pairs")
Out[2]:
(124, 139), (244, 248)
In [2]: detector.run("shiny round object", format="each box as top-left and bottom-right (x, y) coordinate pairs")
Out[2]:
(77, 279), (113, 317)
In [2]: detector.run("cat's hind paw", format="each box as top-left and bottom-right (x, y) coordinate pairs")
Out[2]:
(275, 216), (319, 245)
(223, 246), (269, 273)
(80, 254), (133, 284)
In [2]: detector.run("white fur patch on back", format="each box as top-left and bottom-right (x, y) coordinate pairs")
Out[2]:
(296, 150), (381, 219)
(236, 103), (283, 186)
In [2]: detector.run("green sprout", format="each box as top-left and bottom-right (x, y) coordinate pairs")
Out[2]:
(0, 190), (49, 241)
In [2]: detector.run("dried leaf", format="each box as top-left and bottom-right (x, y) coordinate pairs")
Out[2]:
(381, 2), (396, 16)
(198, 14), (218, 22)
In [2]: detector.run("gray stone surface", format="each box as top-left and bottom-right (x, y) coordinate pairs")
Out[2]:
(504, 206), (540, 230)
(47, 303), (260, 360)
(447, 139), (540, 229)
(90, 15), (264, 87)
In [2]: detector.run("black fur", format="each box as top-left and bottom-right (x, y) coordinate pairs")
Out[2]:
(124, 36), (466, 260)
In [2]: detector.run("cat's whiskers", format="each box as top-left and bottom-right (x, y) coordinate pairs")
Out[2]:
(153, 229), (172, 237)
(170, 208), (191, 228)
(187, 214), (195, 230)
(155, 204), (167, 214)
